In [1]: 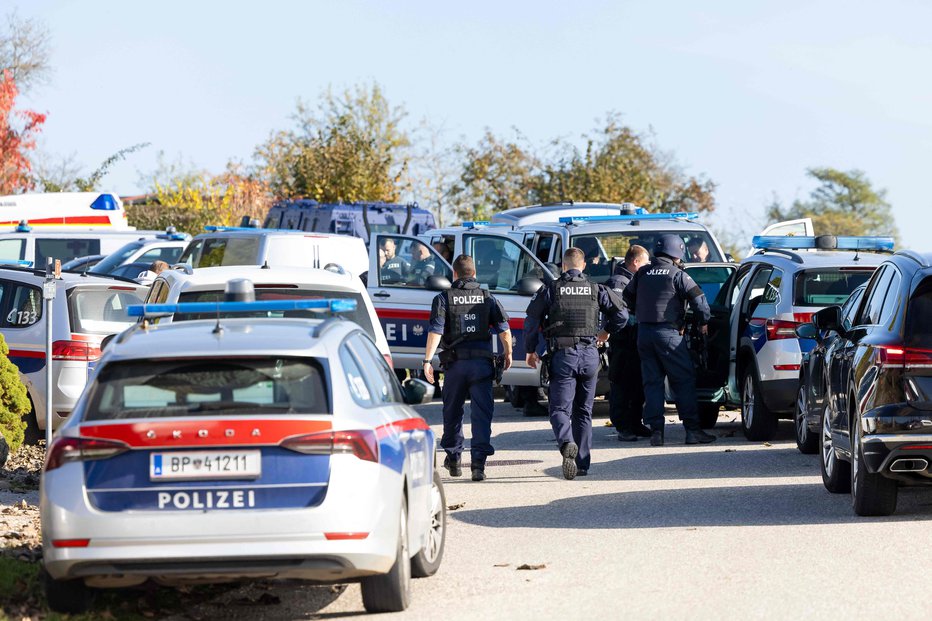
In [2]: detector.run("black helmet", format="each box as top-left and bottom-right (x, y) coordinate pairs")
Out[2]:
(655, 234), (685, 260)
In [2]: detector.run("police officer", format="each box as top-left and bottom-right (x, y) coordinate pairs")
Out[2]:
(408, 242), (436, 285)
(605, 245), (651, 441)
(379, 237), (410, 280)
(623, 234), (716, 446)
(423, 254), (512, 482)
(525, 247), (628, 480)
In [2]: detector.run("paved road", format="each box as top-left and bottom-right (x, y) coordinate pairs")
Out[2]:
(174, 399), (932, 620)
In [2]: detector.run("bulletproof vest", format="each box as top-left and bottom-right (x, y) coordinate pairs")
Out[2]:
(545, 273), (600, 338)
(635, 257), (687, 325)
(383, 255), (409, 276)
(442, 281), (491, 348)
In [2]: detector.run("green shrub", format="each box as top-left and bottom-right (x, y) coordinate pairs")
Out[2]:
(0, 333), (30, 453)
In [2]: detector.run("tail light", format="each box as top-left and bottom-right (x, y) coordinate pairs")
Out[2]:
(281, 430), (379, 463)
(750, 318), (800, 341)
(877, 346), (932, 370)
(383, 353), (394, 369)
(793, 312), (814, 325)
(52, 340), (102, 361)
(45, 437), (130, 472)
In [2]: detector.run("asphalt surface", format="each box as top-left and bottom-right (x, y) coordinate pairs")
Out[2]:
(167, 398), (932, 620)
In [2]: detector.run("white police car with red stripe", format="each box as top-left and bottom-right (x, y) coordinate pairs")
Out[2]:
(40, 284), (446, 615)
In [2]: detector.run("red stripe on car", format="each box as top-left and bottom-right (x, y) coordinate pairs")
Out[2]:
(376, 308), (432, 320)
(80, 419), (333, 448)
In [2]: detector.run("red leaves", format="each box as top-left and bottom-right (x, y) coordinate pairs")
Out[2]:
(0, 69), (46, 194)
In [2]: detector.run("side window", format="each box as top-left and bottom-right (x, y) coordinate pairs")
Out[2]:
(840, 288), (865, 331)
(553, 236), (563, 262)
(534, 234), (554, 263)
(35, 238), (101, 266)
(857, 267), (893, 326)
(178, 240), (202, 266)
(0, 239), (24, 262)
(742, 266), (773, 315)
(464, 234), (543, 293)
(878, 269), (902, 326)
(339, 343), (373, 406)
(138, 247), (182, 264)
(2, 283), (42, 328)
(762, 269), (783, 305)
(377, 235), (452, 288)
(721, 263), (754, 309)
(348, 334), (403, 404)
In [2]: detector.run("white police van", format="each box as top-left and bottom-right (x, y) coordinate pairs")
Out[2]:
(0, 224), (176, 269)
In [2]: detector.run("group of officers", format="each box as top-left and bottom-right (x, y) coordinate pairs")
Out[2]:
(422, 235), (715, 482)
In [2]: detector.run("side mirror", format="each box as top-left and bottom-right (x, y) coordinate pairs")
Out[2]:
(795, 323), (820, 341)
(543, 263), (560, 280)
(425, 275), (451, 291)
(402, 378), (435, 405)
(517, 276), (545, 297)
(846, 327), (868, 343)
(725, 253), (735, 263)
(813, 305), (842, 333)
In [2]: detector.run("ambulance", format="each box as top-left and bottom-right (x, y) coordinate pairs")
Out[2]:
(0, 192), (130, 229)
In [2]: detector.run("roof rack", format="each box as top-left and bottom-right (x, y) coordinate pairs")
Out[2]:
(558, 211), (696, 224)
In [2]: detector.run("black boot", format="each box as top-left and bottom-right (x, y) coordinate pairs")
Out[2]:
(617, 429), (639, 442)
(560, 442), (578, 480)
(443, 454), (462, 477)
(685, 428), (717, 444)
(650, 425), (665, 447)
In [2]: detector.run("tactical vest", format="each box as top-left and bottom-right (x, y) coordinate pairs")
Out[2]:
(635, 258), (687, 325)
(545, 274), (600, 338)
(442, 283), (491, 348)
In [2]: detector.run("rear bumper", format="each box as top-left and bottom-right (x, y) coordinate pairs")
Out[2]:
(759, 378), (797, 415)
(860, 404), (932, 481)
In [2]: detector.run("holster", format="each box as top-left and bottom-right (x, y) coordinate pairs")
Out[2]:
(438, 349), (457, 370)
(492, 354), (505, 385)
(539, 352), (553, 389)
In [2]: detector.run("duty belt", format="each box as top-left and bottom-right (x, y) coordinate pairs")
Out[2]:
(549, 336), (596, 350)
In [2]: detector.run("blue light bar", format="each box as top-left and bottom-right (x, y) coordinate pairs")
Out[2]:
(90, 193), (119, 211)
(0, 259), (34, 267)
(752, 235), (894, 252)
(127, 298), (358, 317)
(558, 212), (699, 223)
(462, 221), (490, 227)
(204, 225), (260, 232)
(15, 220), (31, 232)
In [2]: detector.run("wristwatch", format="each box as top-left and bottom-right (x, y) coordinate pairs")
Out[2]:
(422, 359), (431, 364)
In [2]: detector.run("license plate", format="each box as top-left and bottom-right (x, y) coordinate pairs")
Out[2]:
(150, 451), (261, 481)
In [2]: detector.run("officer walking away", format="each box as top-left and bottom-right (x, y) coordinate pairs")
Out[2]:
(606, 245), (651, 441)
(423, 255), (512, 482)
(623, 234), (716, 446)
(525, 248), (627, 480)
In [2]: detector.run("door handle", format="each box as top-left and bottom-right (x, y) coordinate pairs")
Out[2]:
(373, 290), (390, 299)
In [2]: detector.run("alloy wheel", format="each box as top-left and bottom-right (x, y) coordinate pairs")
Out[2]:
(796, 386), (808, 445)
(743, 373), (755, 429)
(423, 481), (444, 564)
(821, 405), (835, 476)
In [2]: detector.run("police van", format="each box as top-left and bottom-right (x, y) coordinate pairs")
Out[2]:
(0, 192), (130, 229)
(490, 201), (642, 227)
(263, 200), (436, 244)
(0, 224), (177, 269)
(366, 223), (552, 386)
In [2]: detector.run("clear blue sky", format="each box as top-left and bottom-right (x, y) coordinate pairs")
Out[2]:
(11, 0), (932, 248)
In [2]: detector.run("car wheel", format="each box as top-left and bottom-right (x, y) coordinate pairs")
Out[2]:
(795, 384), (818, 454)
(23, 398), (41, 445)
(820, 403), (850, 493)
(698, 403), (720, 429)
(851, 409), (898, 516)
(42, 569), (94, 614)
(740, 367), (777, 441)
(509, 386), (526, 409)
(411, 471), (446, 578)
(361, 495), (411, 613)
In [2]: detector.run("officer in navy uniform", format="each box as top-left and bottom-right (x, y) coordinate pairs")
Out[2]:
(605, 244), (651, 441)
(525, 247), (628, 480)
(623, 234), (716, 446)
(379, 237), (410, 281)
(423, 254), (512, 482)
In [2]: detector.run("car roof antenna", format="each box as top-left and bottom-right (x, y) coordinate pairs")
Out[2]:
(212, 305), (224, 335)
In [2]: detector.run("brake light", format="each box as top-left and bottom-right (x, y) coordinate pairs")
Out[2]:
(765, 319), (799, 341)
(45, 437), (130, 472)
(52, 340), (102, 361)
(877, 346), (932, 370)
(773, 364), (801, 371)
(324, 532), (370, 540)
(280, 430), (379, 462)
(52, 539), (90, 548)
(383, 353), (394, 369)
(793, 312), (814, 324)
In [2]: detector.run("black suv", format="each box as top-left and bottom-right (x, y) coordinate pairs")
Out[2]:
(817, 251), (932, 516)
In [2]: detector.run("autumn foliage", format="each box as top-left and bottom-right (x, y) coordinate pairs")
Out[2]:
(0, 69), (45, 194)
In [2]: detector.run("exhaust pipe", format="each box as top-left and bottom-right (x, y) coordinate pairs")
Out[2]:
(890, 458), (929, 473)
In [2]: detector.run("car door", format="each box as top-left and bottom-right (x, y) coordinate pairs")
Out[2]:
(813, 286), (866, 413)
(367, 233), (453, 372)
(681, 263), (738, 397)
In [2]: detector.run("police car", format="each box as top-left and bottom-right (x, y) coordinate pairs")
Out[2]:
(88, 228), (191, 276)
(143, 265), (391, 362)
(367, 224), (550, 385)
(0, 267), (146, 439)
(40, 291), (446, 614)
(691, 235), (890, 439)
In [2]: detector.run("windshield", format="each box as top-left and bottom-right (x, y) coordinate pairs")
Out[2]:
(67, 287), (145, 335)
(90, 241), (145, 274)
(84, 357), (330, 420)
(793, 268), (875, 307)
(569, 231), (721, 283)
(182, 237), (261, 268)
(176, 288), (375, 338)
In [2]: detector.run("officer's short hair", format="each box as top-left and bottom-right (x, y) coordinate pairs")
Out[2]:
(452, 254), (476, 277)
(625, 245), (649, 264)
(563, 247), (586, 268)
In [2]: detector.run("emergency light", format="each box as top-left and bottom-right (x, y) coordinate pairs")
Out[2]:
(751, 235), (894, 252)
(558, 211), (697, 223)
(127, 298), (358, 317)
(15, 220), (31, 232)
(155, 226), (190, 241)
(89, 193), (119, 211)
(0, 259), (34, 267)
(204, 225), (260, 232)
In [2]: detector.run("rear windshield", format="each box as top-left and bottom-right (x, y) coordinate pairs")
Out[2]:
(176, 289), (375, 338)
(85, 357), (330, 420)
(793, 268), (874, 307)
(569, 231), (721, 283)
(67, 287), (145, 335)
(906, 279), (932, 349)
(35, 238), (101, 266)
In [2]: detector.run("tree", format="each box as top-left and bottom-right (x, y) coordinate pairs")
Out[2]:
(767, 167), (899, 240)
(0, 69), (45, 194)
(0, 332), (30, 456)
(256, 83), (410, 203)
(33, 143), (151, 192)
(0, 11), (51, 94)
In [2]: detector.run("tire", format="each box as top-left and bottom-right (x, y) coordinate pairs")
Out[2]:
(795, 384), (818, 454)
(411, 471), (446, 578)
(509, 386), (526, 409)
(23, 397), (42, 445)
(698, 403), (720, 429)
(740, 367), (778, 441)
(851, 408), (898, 516)
(42, 569), (93, 614)
(820, 403), (850, 493)
(361, 495), (411, 613)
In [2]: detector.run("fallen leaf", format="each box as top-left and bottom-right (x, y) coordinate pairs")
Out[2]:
(603, 420), (613, 427)
(447, 502), (466, 511)
(685, 527), (697, 531)
(763, 442), (773, 447)
(516, 563), (546, 571)
(493, 563), (510, 567)
(724, 449), (737, 453)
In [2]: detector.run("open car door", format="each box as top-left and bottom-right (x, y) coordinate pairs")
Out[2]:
(744, 218), (815, 258)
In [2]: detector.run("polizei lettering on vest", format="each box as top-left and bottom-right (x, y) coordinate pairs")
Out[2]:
(452, 295), (485, 305)
(646, 269), (671, 276)
(558, 286), (592, 296)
